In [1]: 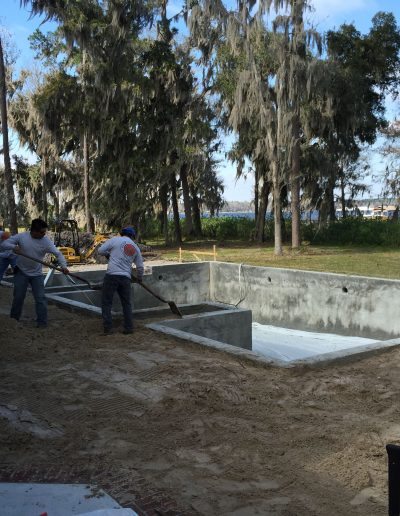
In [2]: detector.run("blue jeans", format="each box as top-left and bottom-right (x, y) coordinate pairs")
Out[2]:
(102, 274), (133, 331)
(0, 256), (17, 282)
(11, 270), (47, 326)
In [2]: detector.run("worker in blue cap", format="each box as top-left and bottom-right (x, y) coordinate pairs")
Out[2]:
(97, 227), (144, 334)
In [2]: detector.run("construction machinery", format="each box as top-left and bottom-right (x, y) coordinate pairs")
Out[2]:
(54, 219), (109, 265)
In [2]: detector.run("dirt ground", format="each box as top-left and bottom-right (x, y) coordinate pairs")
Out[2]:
(1, 283), (399, 515)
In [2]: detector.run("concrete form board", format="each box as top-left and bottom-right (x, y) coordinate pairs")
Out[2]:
(210, 262), (400, 340)
(0, 482), (137, 516)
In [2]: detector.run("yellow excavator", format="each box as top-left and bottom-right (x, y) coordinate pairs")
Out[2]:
(54, 219), (108, 265)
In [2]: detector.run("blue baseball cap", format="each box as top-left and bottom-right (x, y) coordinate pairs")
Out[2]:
(121, 227), (136, 238)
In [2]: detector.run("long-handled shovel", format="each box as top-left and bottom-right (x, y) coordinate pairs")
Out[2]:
(131, 273), (183, 318)
(15, 250), (101, 290)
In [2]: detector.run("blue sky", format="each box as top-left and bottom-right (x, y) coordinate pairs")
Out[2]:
(2, 0), (399, 202)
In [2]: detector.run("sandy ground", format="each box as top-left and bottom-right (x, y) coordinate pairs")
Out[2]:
(1, 284), (400, 515)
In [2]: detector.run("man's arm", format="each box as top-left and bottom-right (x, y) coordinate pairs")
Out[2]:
(133, 248), (144, 281)
(1, 234), (20, 251)
(97, 238), (113, 256)
(45, 240), (69, 272)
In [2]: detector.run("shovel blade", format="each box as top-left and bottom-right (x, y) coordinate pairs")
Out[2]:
(168, 301), (183, 318)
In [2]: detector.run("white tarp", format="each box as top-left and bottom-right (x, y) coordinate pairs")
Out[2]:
(252, 323), (378, 362)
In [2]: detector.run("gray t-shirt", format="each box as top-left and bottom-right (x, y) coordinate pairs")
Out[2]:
(2, 231), (67, 276)
(98, 236), (144, 279)
(0, 231), (14, 259)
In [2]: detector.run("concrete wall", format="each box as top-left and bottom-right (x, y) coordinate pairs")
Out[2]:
(143, 263), (209, 305)
(47, 262), (209, 297)
(153, 309), (252, 350)
(210, 262), (400, 340)
(44, 261), (400, 342)
(46, 263), (210, 311)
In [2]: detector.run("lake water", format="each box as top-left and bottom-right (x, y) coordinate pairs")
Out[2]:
(174, 211), (320, 221)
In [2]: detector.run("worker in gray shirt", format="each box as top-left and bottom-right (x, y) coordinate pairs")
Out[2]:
(2, 218), (69, 328)
(98, 227), (144, 334)
(0, 229), (17, 283)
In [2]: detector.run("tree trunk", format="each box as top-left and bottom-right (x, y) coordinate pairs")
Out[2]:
(129, 211), (140, 240)
(291, 115), (301, 248)
(0, 37), (18, 234)
(328, 175), (336, 221)
(340, 171), (346, 219)
(54, 188), (60, 220)
(180, 164), (194, 237)
(170, 175), (182, 244)
(83, 131), (94, 232)
(190, 185), (202, 237)
(318, 197), (328, 228)
(319, 178), (336, 227)
(280, 206), (287, 243)
(272, 161), (282, 255)
(41, 157), (48, 222)
(255, 176), (270, 243)
(254, 167), (259, 221)
(329, 195), (336, 221)
(160, 183), (169, 245)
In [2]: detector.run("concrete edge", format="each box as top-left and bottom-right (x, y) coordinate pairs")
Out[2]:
(140, 259), (400, 285)
(46, 294), (232, 320)
(46, 293), (104, 316)
(209, 260), (400, 283)
(147, 321), (400, 370)
(292, 337), (400, 368)
(159, 307), (249, 324)
(146, 322), (278, 368)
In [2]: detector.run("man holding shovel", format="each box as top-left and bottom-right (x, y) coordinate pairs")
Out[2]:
(2, 219), (69, 328)
(98, 227), (144, 335)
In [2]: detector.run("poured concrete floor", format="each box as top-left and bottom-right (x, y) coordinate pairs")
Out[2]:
(1, 286), (399, 515)
(252, 323), (379, 362)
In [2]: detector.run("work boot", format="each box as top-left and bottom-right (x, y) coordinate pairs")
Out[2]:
(36, 323), (47, 329)
(103, 327), (114, 335)
(123, 329), (133, 335)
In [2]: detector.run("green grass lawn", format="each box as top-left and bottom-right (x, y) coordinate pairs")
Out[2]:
(150, 240), (400, 279)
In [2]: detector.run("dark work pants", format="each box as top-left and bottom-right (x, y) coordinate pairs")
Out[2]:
(0, 256), (17, 282)
(102, 274), (133, 331)
(11, 270), (47, 325)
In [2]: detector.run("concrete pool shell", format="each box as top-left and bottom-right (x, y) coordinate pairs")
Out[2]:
(40, 261), (400, 367)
